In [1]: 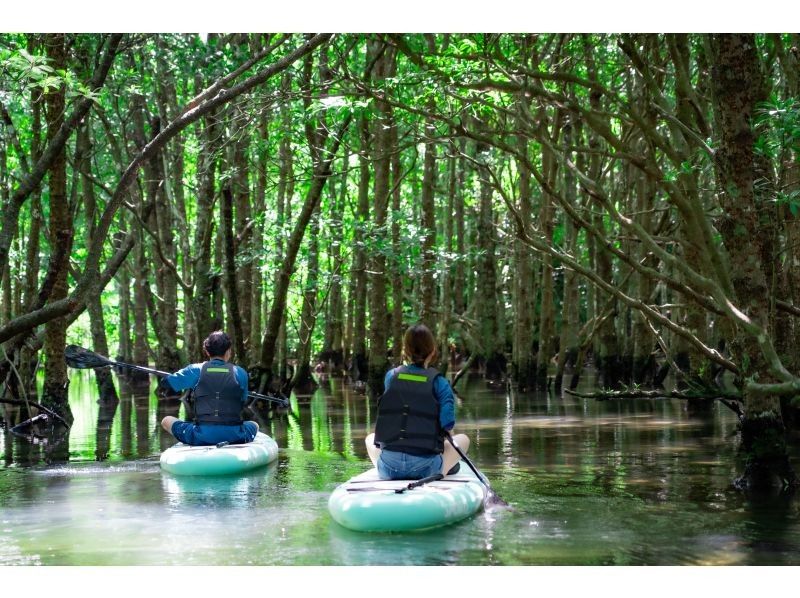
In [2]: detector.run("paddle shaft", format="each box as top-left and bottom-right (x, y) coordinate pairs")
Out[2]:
(111, 359), (170, 378)
(443, 430), (509, 507)
(72, 348), (288, 407)
(444, 431), (488, 486)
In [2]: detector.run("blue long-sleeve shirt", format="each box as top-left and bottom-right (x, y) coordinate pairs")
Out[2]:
(165, 358), (249, 403)
(384, 364), (455, 431)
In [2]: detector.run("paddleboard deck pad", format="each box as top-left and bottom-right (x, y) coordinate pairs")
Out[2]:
(328, 461), (486, 532)
(160, 432), (279, 476)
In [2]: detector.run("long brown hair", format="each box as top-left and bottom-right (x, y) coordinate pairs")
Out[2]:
(403, 324), (438, 366)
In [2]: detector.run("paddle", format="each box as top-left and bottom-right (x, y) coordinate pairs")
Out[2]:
(66, 344), (170, 376)
(443, 430), (510, 508)
(65, 344), (290, 408)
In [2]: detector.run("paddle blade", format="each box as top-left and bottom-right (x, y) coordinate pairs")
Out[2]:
(443, 431), (512, 510)
(485, 489), (511, 509)
(64, 345), (113, 369)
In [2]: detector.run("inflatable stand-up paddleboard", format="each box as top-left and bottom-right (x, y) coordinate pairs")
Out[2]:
(328, 461), (486, 532)
(160, 432), (279, 476)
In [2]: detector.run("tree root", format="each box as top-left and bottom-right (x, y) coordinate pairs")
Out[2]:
(564, 387), (743, 418)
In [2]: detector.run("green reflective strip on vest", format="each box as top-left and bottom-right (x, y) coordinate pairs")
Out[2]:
(206, 367), (230, 373)
(397, 373), (428, 383)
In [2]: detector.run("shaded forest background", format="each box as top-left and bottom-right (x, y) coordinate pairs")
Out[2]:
(1, 33), (800, 489)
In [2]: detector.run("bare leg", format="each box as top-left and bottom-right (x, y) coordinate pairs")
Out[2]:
(365, 433), (381, 467)
(161, 416), (179, 437)
(442, 433), (470, 475)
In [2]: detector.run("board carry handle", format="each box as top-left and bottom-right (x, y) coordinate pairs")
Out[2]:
(394, 473), (444, 494)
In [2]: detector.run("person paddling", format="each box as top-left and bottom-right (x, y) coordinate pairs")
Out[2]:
(365, 323), (470, 479)
(159, 331), (259, 446)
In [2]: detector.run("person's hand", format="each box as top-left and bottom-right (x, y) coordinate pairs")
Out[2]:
(155, 378), (179, 399)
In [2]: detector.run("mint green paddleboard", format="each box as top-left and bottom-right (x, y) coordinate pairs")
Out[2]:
(328, 461), (486, 532)
(160, 432), (279, 476)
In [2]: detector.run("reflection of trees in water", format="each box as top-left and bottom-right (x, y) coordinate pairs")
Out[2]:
(743, 493), (797, 565)
(95, 386), (119, 461)
(286, 384), (368, 458)
(161, 464), (279, 509)
(43, 430), (70, 465)
(4, 369), (745, 503)
(3, 416), (70, 467)
(116, 375), (151, 458)
(310, 390), (333, 453)
(3, 432), (43, 467)
(155, 397), (181, 452)
(2, 432), (11, 466)
(133, 395), (150, 458)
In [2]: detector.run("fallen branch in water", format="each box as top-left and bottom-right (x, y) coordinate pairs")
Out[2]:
(10, 413), (51, 436)
(0, 397), (72, 429)
(564, 387), (743, 419)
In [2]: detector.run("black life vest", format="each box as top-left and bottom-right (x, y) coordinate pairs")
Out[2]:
(193, 361), (244, 425)
(374, 366), (443, 454)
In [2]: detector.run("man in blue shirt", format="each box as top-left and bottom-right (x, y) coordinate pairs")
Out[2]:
(159, 331), (259, 446)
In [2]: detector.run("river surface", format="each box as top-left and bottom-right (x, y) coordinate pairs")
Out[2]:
(1, 370), (799, 566)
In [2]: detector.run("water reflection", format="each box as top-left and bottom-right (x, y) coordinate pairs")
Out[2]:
(96, 393), (119, 462)
(0, 369), (799, 565)
(161, 464), (279, 509)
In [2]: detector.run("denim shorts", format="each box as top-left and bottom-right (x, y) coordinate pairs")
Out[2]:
(377, 449), (443, 480)
(170, 421), (258, 446)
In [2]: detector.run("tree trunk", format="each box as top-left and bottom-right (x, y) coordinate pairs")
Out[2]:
(453, 140), (468, 316)
(320, 158), (347, 371)
(250, 122), (268, 365)
(41, 33), (73, 422)
(475, 144), (504, 378)
(390, 125), (404, 365)
(554, 118), (580, 392)
(222, 187), (247, 362)
(535, 112), (561, 389)
(351, 117), (371, 382)
(132, 229), (150, 372)
(232, 111), (253, 357)
(135, 101), (182, 373)
(367, 42), (396, 395)
(419, 115), (437, 325)
(190, 76), (223, 358)
(76, 116), (118, 401)
(630, 155), (657, 386)
(117, 244), (133, 363)
(438, 149), (456, 375)
(274, 72), (294, 383)
(709, 33), (795, 489)
(155, 40), (193, 363)
(291, 207), (321, 391)
(513, 109), (537, 390)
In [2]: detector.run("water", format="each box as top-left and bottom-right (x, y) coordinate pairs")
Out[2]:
(1, 370), (799, 566)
